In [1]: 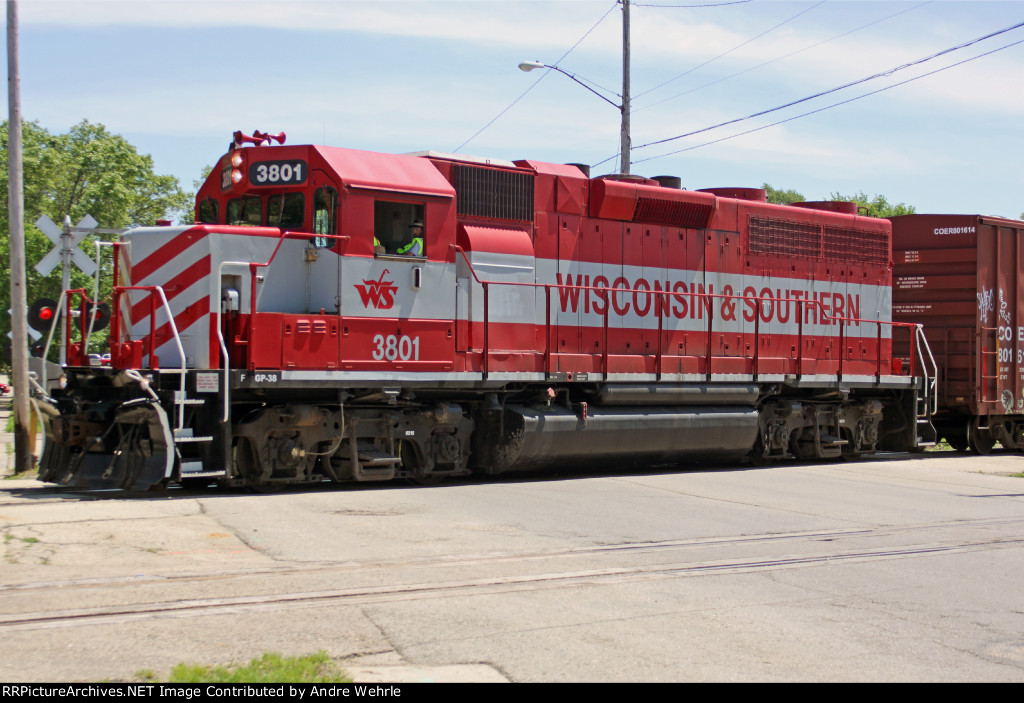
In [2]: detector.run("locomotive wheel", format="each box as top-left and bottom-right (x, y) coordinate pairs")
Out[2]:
(967, 421), (996, 455)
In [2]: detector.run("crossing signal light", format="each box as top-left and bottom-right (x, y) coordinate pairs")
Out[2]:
(79, 301), (111, 332)
(28, 298), (60, 333)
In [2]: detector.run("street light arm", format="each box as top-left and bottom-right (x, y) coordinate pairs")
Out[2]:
(518, 61), (622, 111)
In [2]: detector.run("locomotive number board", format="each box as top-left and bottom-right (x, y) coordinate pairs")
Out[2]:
(249, 160), (308, 186)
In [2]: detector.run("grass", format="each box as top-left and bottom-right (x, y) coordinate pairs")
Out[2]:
(140, 652), (352, 684)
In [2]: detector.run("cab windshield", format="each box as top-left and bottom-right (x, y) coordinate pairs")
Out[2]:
(226, 192), (306, 229)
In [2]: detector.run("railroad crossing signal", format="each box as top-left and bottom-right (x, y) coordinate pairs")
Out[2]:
(34, 214), (98, 277)
(27, 298), (60, 333)
(7, 308), (41, 341)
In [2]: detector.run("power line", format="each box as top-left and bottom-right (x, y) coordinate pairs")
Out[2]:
(632, 1), (752, 7)
(633, 36), (1024, 165)
(453, 1), (619, 153)
(633, 19), (1024, 152)
(633, 0), (933, 113)
(632, 1), (826, 101)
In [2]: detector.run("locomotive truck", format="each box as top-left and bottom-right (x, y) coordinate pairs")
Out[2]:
(35, 131), (937, 490)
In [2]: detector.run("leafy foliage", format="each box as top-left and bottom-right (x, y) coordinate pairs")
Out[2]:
(165, 652), (351, 683)
(762, 183), (806, 205)
(1, 120), (192, 359)
(827, 190), (916, 218)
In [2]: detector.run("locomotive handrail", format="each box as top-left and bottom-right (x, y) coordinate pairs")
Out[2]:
(216, 260), (260, 422)
(88, 240), (119, 348)
(452, 245), (923, 384)
(109, 284), (188, 431)
(916, 324), (939, 416)
(246, 229), (350, 320)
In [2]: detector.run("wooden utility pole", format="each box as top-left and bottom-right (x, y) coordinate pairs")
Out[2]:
(7, 0), (33, 474)
(620, 0), (631, 175)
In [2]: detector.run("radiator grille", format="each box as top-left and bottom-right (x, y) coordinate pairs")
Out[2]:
(824, 224), (888, 265)
(749, 216), (888, 265)
(454, 164), (534, 221)
(749, 216), (821, 259)
(634, 197), (715, 228)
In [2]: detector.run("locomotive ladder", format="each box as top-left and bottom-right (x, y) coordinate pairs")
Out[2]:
(117, 281), (221, 481)
(172, 388), (220, 480)
(978, 325), (1000, 407)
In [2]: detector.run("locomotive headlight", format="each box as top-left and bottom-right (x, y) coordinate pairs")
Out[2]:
(230, 151), (244, 168)
(231, 169), (244, 184)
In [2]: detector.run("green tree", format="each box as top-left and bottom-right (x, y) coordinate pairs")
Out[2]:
(762, 183), (806, 205)
(1, 119), (192, 360)
(828, 190), (916, 218)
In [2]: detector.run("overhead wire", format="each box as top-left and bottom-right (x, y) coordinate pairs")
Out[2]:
(632, 36), (1024, 165)
(453, 0), (619, 153)
(632, 0), (933, 113)
(633, 19), (1024, 152)
(632, 0), (826, 101)
(632, 1), (753, 7)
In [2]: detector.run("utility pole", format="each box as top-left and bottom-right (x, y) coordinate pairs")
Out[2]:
(621, 0), (631, 175)
(7, 0), (33, 474)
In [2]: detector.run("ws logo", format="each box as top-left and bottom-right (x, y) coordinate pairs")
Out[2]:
(355, 270), (399, 309)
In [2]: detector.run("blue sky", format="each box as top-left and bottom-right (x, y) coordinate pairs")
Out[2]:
(6, 0), (1024, 219)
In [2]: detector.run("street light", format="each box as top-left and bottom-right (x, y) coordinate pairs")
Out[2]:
(517, 0), (631, 173)
(519, 61), (631, 175)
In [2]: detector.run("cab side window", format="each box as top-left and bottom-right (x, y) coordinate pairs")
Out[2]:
(198, 198), (219, 224)
(373, 200), (424, 256)
(313, 187), (338, 248)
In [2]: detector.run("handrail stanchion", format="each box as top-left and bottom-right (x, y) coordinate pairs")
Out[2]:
(482, 283), (489, 379)
(797, 300), (804, 380)
(545, 285), (552, 378)
(753, 295), (760, 380)
(705, 293), (713, 381)
(838, 317), (845, 381)
(148, 294), (158, 369)
(603, 304), (610, 379)
(656, 289), (664, 380)
(876, 320), (882, 382)
(909, 323), (918, 378)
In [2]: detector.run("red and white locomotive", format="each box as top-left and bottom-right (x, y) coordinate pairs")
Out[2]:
(37, 131), (936, 490)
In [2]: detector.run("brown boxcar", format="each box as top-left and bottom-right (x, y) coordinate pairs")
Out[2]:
(892, 213), (1024, 453)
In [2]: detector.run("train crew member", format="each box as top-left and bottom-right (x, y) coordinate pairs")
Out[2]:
(374, 236), (386, 255)
(397, 220), (424, 256)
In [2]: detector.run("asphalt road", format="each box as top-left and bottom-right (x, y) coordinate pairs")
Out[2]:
(1, 451), (1023, 682)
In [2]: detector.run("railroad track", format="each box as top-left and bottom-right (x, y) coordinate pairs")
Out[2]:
(2, 517), (1022, 633)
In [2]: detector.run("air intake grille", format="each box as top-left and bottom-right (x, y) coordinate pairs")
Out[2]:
(749, 216), (821, 259)
(454, 164), (534, 221)
(634, 197), (714, 228)
(824, 224), (888, 265)
(749, 216), (889, 265)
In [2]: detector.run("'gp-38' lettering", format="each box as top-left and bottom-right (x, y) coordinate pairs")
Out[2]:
(373, 334), (420, 361)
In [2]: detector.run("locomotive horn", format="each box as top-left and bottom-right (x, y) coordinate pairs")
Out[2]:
(252, 130), (286, 145)
(232, 130), (287, 147)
